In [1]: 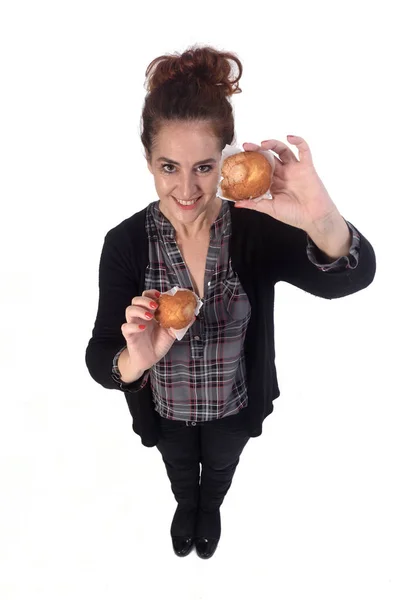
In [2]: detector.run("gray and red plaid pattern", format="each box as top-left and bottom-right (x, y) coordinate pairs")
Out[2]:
(144, 200), (251, 422)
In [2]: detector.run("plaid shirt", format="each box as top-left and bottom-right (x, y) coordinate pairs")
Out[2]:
(112, 200), (361, 422)
(144, 199), (251, 421)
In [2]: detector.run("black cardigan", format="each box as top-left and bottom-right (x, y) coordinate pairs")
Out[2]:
(85, 203), (376, 447)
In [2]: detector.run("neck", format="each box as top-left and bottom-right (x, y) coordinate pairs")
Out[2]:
(162, 196), (222, 241)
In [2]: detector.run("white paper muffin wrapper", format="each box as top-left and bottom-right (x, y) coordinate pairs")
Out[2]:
(217, 143), (275, 203)
(158, 286), (203, 341)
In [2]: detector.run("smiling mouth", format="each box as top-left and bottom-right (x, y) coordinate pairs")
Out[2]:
(173, 196), (202, 206)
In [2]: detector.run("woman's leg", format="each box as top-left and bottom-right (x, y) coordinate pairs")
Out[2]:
(156, 418), (200, 537)
(198, 418), (250, 540)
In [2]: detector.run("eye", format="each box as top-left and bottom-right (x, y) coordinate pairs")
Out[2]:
(161, 163), (176, 174)
(197, 165), (213, 174)
(160, 163), (214, 174)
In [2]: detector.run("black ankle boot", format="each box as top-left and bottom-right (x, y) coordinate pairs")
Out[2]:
(170, 506), (197, 557)
(194, 508), (221, 559)
(195, 537), (219, 559)
(172, 536), (195, 557)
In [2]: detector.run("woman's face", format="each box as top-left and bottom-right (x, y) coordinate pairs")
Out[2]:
(147, 120), (222, 226)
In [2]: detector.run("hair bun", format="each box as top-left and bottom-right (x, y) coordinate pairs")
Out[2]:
(145, 45), (242, 97)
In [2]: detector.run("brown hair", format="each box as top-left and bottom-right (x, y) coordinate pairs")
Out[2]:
(140, 45), (243, 160)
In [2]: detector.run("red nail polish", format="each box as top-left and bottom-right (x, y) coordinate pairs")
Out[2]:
(139, 324), (146, 330)
(150, 301), (158, 309)
(145, 312), (153, 319)
(155, 291), (161, 298)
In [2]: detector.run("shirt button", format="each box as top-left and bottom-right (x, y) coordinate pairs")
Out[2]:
(194, 335), (201, 341)
(207, 281), (211, 287)
(191, 422), (197, 426)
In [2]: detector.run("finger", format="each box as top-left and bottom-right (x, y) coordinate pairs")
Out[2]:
(126, 304), (156, 324)
(260, 139), (298, 164)
(271, 161), (285, 178)
(131, 295), (159, 311)
(270, 155), (284, 177)
(242, 142), (260, 151)
(286, 135), (313, 164)
(142, 289), (161, 300)
(121, 322), (148, 337)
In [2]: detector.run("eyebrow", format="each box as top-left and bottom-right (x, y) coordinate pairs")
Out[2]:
(156, 157), (217, 166)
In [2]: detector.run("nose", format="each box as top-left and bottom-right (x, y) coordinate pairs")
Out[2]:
(175, 170), (200, 201)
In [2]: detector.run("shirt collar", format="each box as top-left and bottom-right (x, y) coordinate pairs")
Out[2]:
(151, 198), (230, 242)
(150, 201), (175, 241)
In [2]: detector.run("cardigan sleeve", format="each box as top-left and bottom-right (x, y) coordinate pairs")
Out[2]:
(85, 227), (147, 391)
(268, 215), (376, 299)
(306, 220), (360, 272)
(111, 344), (150, 392)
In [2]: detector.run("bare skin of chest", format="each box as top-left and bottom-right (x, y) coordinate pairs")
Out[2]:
(177, 236), (209, 299)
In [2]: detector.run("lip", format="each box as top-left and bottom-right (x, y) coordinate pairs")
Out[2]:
(173, 195), (202, 210)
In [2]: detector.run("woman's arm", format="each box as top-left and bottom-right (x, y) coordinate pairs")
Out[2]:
(269, 213), (376, 299)
(85, 227), (142, 390)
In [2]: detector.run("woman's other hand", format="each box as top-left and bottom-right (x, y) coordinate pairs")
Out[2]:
(121, 289), (176, 373)
(236, 135), (339, 234)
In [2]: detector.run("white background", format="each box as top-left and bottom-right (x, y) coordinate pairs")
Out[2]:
(1, 1), (399, 599)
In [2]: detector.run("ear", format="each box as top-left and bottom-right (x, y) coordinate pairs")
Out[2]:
(146, 152), (154, 175)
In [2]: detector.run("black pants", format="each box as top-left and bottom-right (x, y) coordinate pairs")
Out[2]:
(155, 411), (250, 537)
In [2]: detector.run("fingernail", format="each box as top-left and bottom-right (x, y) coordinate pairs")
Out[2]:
(139, 325), (146, 330)
(145, 312), (153, 319)
(150, 301), (158, 309)
(155, 291), (161, 298)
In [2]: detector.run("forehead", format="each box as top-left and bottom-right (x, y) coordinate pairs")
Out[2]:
(153, 121), (220, 161)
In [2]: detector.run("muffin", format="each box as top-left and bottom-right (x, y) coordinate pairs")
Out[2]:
(154, 290), (197, 329)
(221, 150), (272, 201)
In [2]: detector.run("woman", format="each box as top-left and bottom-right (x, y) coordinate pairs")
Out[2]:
(85, 45), (376, 559)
